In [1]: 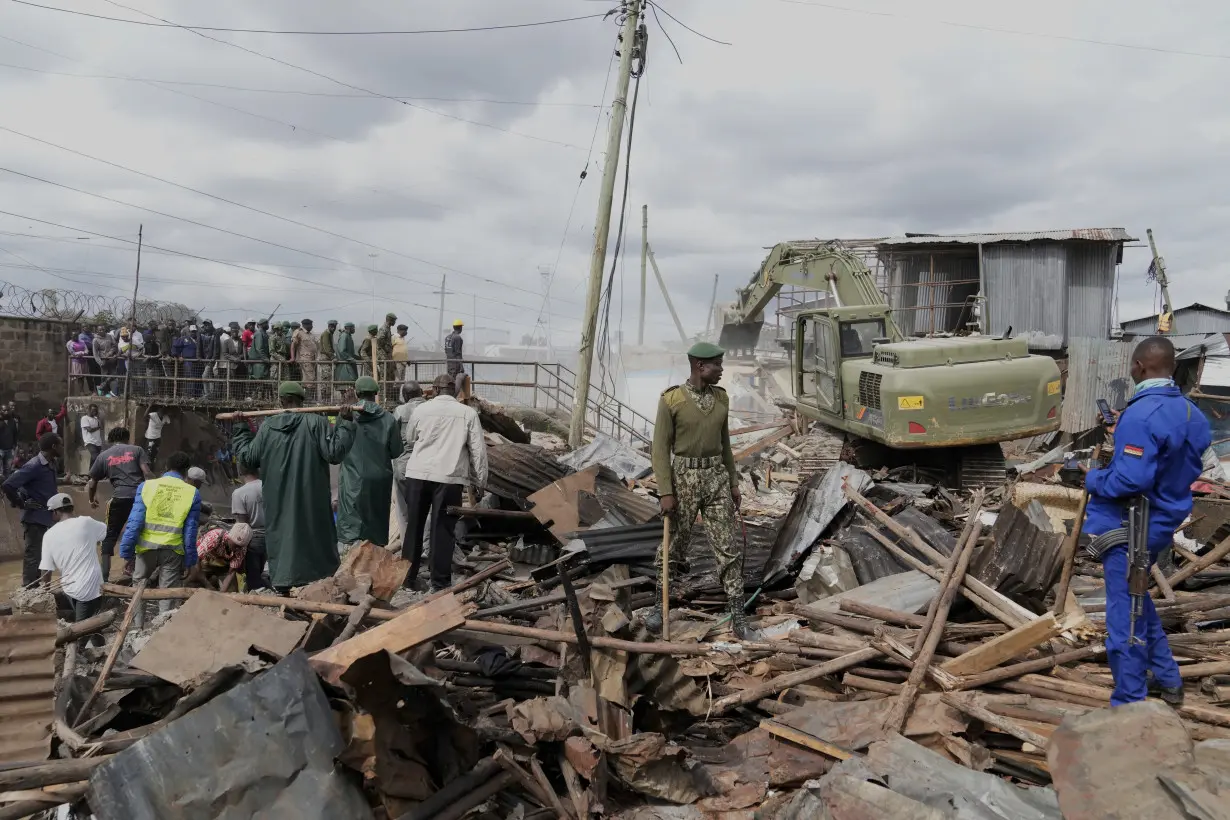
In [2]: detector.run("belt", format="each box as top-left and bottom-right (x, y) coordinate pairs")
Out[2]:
(672, 455), (723, 469)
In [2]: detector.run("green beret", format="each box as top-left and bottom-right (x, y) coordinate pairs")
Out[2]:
(385, 312), (397, 320)
(343, 322), (355, 329)
(327, 319), (338, 325)
(355, 376), (379, 393)
(367, 324), (378, 334)
(687, 341), (725, 360)
(278, 381), (305, 398)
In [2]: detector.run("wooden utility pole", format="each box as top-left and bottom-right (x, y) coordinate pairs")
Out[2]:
(705, 274), (719, 338)
(639, 204), (648, 345)
(1146, 228), (1174, 334)
(122, 224), (143, 434)
(436, 274), (447, 351)
(648, 244), (688, 345)
(569, 0), (642, 448)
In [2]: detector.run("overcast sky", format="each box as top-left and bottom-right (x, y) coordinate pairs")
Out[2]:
(0, 0), (1226, 350)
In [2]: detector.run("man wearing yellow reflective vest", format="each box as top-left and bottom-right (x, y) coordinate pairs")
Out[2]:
(118, 451), (202, 627)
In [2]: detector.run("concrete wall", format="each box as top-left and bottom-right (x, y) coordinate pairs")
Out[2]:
(0, 315), (72, 442)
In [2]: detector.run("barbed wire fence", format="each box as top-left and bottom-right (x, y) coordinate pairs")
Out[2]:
(0, 281), (197, 326)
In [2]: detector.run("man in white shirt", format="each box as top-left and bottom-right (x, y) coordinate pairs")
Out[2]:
(401, 374), (488, 592)
(80, 404), (104, 467)
(145, 407), (171, 464)
(39, 493), (106, 643)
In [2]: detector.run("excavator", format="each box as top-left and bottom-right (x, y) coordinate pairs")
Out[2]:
(719, 241), (1062, 486)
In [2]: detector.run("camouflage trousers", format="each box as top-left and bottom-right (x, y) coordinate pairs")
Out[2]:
(654, 462), (743, 602)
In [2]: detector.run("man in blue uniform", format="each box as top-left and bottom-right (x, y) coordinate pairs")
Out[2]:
(1083, 336), (1210, 707)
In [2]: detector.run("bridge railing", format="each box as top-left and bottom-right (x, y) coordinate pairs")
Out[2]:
(68, 356), (654, 446)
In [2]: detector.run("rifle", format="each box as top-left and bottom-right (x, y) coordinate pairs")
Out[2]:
(1127, 496), (1150, 647)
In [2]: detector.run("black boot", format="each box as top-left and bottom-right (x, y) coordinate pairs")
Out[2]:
(1148, 679), (1184, 708)
(728, 592), (761, 641)
(642, 603), (663, 634)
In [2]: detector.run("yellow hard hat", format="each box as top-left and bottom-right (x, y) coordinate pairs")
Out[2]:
(452, 319), (464, 326)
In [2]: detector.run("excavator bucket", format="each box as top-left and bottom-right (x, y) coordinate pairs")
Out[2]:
(717, 303), (763, 354)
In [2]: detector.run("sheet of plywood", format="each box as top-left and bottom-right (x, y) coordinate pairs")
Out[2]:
(527, 465), (601, 540)
(309, 593), (465, 684)
(131, 590), (308, 686)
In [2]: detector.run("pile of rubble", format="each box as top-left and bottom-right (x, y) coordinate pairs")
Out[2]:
(5, 423), (1230, 819)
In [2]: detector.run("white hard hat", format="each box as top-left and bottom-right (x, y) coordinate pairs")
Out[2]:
(228, 522), (253, 547)
(47, 493), (74, 511)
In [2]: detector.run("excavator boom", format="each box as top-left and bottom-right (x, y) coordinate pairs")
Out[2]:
(719, 241), (898, 351)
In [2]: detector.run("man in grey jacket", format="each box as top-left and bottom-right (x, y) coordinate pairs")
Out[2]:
(92, 328), (119, 398)
(401, 374), (488, 591)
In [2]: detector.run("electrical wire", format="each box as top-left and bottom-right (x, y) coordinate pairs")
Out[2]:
(0, 125), (583, 308)
(645, 1), (732, 46)
(0, 60), (603, 106)
(94, 0), (590, 150)
(0, 209), (577, 329)
(9, 1), (609, 35)
(773, 0), (1230, 61)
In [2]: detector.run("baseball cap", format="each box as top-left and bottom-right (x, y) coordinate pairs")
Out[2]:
(47, 493), (74, 511)
(187, 466), (208, 483)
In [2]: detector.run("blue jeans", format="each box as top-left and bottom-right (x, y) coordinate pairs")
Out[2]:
(1102, 545), (1181, 705)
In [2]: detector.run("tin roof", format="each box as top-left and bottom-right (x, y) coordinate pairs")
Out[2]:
(877, 228), (1134, 246)
(0, 615), (57, 764)
(1061, 337), (1135, 433)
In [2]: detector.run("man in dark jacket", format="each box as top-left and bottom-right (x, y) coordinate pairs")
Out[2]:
(2, 433), (62, 584)
(172, 324), (201, 396)
(0, 408), (18, 478)
(232, 382), (356, 591)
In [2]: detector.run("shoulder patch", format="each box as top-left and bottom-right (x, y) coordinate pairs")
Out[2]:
(1122, 444), (1145, 458)
(661, 386), (685, 410)
(660, 385), (681, 397)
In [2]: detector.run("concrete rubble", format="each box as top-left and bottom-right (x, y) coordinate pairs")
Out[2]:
(4, 409), (1230, 819)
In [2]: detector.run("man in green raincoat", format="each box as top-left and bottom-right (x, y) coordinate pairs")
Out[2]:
(336, 376), (402, 546)
(249, 319), (270, 380)
(334, 322), (358, 385)
(231, 381), (356, 590)
(358, 324), (378, 378)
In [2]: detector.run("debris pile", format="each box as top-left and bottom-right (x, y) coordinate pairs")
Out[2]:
(5, 423), (1230, 818)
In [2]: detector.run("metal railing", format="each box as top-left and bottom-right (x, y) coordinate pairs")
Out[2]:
(68, 356), (654, 446)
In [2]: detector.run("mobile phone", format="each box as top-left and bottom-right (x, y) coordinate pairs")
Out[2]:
(1096, 398), (1114, 423)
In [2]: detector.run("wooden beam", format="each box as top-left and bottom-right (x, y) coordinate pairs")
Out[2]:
(759, 720), (854, 761)
(954, 644), (1105, 690)
(75, 580), (145, 728)
(940, 612), (1075, 678)
(1165, 534), (1230, 588)
(942, 694), (1049, 749)
(709, 647), (881, 715)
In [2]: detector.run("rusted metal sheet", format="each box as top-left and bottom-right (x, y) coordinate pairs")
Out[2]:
(0, 614), (57, 765)
(485, 443), (570, 502)
(879, 228), (1133, 245)
(971, 500), (1065, 599)
(1061, 336), (1134, 433)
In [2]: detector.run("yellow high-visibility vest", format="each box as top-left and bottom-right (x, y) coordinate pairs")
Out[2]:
(137, 475), (196, 554)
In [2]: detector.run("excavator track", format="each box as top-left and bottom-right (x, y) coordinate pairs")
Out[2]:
(953, 444), (1008, 489)
(796, 427), (845, 483)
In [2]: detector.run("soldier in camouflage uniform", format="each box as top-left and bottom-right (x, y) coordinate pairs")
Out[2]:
(319, 319), (338, 400)
(269, 323), (289, 384)
(645, 342), (757, 640)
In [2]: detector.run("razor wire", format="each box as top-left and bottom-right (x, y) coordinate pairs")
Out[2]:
(0, 280), (196, 325)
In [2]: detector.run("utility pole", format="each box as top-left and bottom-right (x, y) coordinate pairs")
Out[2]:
(122, 224), (143, 434)
(569, 0), (642, 448)
(647, 244), (688, 345)
(705, 274), (719, 338)
(1146, 228), (1174, 334)
(639, 204), (648, 345)
(435, 274), (447, 351)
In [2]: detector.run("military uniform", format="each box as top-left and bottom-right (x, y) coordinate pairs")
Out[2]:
(269, 327), (288, 384)
(319, 322), (337, 399)
(377, 316), (396, 386)
(649, 342), (745, 635)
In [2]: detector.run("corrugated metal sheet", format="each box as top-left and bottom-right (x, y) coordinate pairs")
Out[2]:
(1066, 243), (1117, 342)
(879, 228), (1134, 245)
(1178, 333), (1230, 360)
(982, 244), (1067, 349)
(1060, 337), (1134, 432)
(485, 443), (570, 503)
(886, 252), (980, 336)
(1201, 357), (1230, 389)
(0, 615), (57, 765)
(1122, 304), (1230, 337)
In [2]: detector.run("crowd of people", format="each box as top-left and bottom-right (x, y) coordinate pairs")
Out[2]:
(3, 366), (489, 641)
(67, 312), (467, 400)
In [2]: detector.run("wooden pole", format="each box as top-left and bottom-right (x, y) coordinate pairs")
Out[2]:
(709, 647), (880, 715)
(942, 694), (1049, 749)
(954, 644), (1105, 690)
(1054, 461), (1097, 615)
(660, 515), (672, 641)
(215, 404), (360, 421)
(913, 491), (984, 652)
(1164, 533), (1230, 589)
(884, 522), (982, 732)
(75, 580), (146, 728)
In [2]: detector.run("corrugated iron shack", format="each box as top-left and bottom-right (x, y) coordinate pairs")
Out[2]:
(874, 228), (1134, 350)
(1120, 300), (1230, 351)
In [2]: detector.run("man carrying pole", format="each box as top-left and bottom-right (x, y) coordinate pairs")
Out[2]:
(644, 342), (753, 639)
(1082, 336), (1210, 707)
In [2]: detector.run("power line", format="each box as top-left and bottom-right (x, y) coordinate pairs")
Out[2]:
(0, 209), (579, 328)
(9, 1), (610, 36)
(0, 125), (583, 307)
(773, 0), (1230, 60)
(93, 0), (590, 150)
(647, 1), (731, 46)
(0, 60), (603, 106)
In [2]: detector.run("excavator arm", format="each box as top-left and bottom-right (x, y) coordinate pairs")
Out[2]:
(719, 240), (899, 352)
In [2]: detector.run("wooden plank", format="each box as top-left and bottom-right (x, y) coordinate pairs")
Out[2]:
(942, 694), (1049, 749)
(760, 720), (854, 761)
(940, 613), (1071, 677)
(310, 593), (465, 684)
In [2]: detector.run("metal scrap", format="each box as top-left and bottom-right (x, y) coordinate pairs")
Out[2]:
(0, 614), (56, 765)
